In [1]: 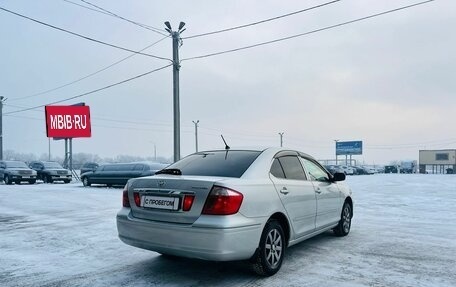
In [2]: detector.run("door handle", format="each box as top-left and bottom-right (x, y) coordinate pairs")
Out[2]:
(280, 187), (289, 195)
(315, 187), (322, 194)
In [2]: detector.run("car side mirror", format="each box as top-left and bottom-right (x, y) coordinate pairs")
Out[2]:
(332, 172), (346, 182)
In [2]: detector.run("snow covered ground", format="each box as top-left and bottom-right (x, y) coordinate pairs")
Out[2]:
(1, 174), (455, 287)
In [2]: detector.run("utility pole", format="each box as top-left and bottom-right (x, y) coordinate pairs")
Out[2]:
(0, 96), (6, 160)
(193, 120), (199, 152)
(278, 132), (284, 147)
(48, 138), (51, 161)
(334, 139), (339, 165)
(154, 143), (157, 161)
(165, 21), (186, 163)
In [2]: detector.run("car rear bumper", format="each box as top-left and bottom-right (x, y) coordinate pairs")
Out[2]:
(116, 208), (264, 261)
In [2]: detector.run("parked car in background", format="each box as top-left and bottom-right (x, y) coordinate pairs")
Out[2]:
(80, 162), (99, 175)
(362, 166), (377, 175)
(324, 165), (345, 175)
(117, 147), (353, 276)
(384, 165), (398, 173)
(339, 165), (355, 175)
(81, 162), (168, 187)
(29, 161), (72, 183)
(375, 166), (385, 173)
(352, 166), (368, 175)
(0, 160), (37, 184)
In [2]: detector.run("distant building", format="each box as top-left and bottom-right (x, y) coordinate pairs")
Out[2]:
(419, 149), (456, 174)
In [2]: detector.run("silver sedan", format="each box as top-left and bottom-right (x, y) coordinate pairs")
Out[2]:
(117, 147), (353, 276)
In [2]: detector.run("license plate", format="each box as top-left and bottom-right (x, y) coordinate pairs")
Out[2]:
(141, 196), (179, 210)
(22, 176), (30, 179)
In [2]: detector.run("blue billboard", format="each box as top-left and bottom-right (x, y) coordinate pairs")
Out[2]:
(336, 141), (363, 155)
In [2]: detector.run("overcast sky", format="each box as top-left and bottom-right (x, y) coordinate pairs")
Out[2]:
(1, 0), (455, 164)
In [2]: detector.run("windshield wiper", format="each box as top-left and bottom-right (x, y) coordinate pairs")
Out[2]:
(155, 168), (182, 175)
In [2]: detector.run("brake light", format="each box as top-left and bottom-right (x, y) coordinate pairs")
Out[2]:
(202, 186), (243, 215)
(133, 192), (141, 207)
(122, 187), (130, 207)
(183, 194), (195, 211)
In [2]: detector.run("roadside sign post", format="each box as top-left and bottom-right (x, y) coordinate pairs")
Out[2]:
(45, 104), (91, 174)
(336, 141), (363, 166)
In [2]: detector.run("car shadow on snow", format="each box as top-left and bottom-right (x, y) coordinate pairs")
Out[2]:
(115, 231), (341, 285)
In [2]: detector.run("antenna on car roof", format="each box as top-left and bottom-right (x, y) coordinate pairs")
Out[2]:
(221, 135), (230, 150)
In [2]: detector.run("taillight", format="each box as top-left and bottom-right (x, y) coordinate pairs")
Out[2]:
(183, 194), (195, 211)
(202, 186), (243, 215)
(134, 192), (141, 207)
(122, 186), (130, 207)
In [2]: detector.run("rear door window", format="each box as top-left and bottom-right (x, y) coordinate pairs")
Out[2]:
(270, 158), (286, 179)
(133, 164), (144, 171)
(277, 156), (307, 180)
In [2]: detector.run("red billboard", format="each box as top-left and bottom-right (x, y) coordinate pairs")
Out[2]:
(45, 105), (91, 138)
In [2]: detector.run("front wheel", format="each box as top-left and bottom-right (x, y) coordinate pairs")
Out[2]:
(82, 177), (91, 187)
(251, 220), (286, 276)
(333, 202), (352, 236)
(4, 175), (12, 185)
(43, 175), (53, 184)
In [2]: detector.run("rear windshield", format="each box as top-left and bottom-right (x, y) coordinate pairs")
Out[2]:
(165, 150), (261, 178)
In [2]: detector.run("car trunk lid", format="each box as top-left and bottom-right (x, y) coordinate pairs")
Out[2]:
(128, 175), (227, 224)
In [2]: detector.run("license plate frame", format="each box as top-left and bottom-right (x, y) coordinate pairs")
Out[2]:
(141, 195), (180, 211)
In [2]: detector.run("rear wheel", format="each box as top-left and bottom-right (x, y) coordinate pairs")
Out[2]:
(82, 177), (91, 187)
(333, 202), (352, 236)
(251, 220), (286, 276)
(4, 175), (12, 185)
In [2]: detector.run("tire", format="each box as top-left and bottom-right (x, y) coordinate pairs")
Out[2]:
(82, 177), (91, 187)
(4, 175), (12, 185)
(29, 180), (36, 184)
(333, 202), (352, 237)
(251, 220), (286, 276)
(43, 175), (53, 184)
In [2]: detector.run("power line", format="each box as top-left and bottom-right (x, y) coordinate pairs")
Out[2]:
(4, 64), (172, 115)
(62, 0), (113, 16)
(183, 0), (341, 39)
(182, 0), (435, 61)
(71, 0), (167, 36)
(6, 108), (454, 149)
(0, 6), (171, 62)
(9, 36), (169, 102)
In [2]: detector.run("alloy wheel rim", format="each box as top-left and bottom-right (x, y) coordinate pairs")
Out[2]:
(265, 228), (282, 268)
(342, 206), (351, 233)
